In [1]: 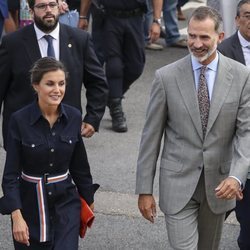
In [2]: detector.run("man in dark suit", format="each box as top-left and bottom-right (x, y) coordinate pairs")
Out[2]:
(218, 1), (250, 249)
(0, 0), (8, 36)
(0, 0), (108, 148)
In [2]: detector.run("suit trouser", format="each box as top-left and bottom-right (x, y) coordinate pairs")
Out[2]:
(235, 179), (250, 250)
(91, 4), (106, 66)
(164, 172), (225, 250)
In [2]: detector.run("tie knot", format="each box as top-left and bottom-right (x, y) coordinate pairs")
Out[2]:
(44, 35), (53, 43)
(200, 66), (207, 75)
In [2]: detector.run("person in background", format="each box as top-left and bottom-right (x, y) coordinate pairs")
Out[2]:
(207, 0), (240, 38)
(0, 0), (108, 149)
(0, 57), (99, 249)
(144, 0), (164, 50)
(136, 6), (250, 249)
(218, 1), (250, 248)
(79, 0), (162, 133)
(177, 0), (189, 20)
(0, 0), (8, 36)
(7, 0), (19, 28)
(4, 0), (19, 33)
(162, 0), (187, 48)
(19, 0), (33, 28)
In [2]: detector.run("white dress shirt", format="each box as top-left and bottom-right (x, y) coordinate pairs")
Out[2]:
(34, 23), (60, 60)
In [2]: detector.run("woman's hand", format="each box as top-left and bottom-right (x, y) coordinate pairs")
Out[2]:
(11, 210), (30, 246)
(89, 203), (94, 211)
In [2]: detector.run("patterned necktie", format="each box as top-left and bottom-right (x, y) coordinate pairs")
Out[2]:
(44, 35), (55, 57)
(198, 66), (210, 138)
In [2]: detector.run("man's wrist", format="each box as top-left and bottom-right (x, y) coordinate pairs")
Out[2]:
(79, 15), (88, 19)
(229, 175), (243, 189)
(153, 18), (161, 26)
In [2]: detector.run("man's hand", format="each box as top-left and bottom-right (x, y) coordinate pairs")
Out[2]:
(215, 177), (243, 200)
(78, 19), (89, 30)
(149, 23), (161, 43)
(81, 122), (95, 137)
(138, 194), (156, 223)
(12, 210), (30, 246)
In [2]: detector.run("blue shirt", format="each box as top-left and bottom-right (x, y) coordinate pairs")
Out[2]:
(191, 52), (219, 101)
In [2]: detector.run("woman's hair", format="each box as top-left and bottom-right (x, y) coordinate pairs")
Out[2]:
(30, 57), (68, 85)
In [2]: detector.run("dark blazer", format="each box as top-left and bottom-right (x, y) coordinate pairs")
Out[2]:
(218, 31), (246, 65)
(0, 23), (108, 147)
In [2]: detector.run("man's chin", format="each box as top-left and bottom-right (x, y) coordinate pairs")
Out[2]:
(192, 54), (209, 63)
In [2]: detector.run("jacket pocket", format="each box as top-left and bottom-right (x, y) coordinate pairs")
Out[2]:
(22, 139), (44, 148)
(160, 158), (183, 173)
(60, 135), (79, 145)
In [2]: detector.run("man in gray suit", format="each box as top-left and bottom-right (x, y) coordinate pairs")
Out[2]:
(136, 6), (250, 249)
(218, 1), (250, 249)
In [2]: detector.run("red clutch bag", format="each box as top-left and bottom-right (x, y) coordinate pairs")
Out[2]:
(79, 196), (95, 238)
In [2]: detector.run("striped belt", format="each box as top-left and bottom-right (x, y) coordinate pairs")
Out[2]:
(21, 171), (69, 184)
(21, 171), (69, 242)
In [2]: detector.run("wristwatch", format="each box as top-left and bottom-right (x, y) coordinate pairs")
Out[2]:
(153, 18), (161, 26)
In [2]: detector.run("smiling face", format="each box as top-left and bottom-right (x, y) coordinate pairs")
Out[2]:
(187, 17), (224, 65)
(31, 0), (59, 33)
(33, 69), (66, 110)
(236, 3), (250, 41)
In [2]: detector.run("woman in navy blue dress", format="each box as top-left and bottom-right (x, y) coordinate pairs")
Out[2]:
(0, 57), (99, 249)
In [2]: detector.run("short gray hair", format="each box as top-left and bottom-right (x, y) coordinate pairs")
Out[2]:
(189, 6), (223, 33)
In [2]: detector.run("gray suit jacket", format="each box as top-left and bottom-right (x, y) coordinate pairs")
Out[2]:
(136, 53), (250, 215)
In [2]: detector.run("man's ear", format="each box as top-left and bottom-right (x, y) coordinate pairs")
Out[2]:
(218, 32), (225, 43)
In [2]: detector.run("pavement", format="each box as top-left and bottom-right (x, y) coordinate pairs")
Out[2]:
(0, 1), (241, 249)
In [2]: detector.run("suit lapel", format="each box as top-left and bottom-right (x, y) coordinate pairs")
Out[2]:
(206, 54), (233, 135)
(59, 24), (73, 63)
(176, 56), (203, 140)
(232, 33), (245, 65)
(23, 25), (41, 63)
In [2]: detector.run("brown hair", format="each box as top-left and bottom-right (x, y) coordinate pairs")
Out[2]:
(30, 57), (68, 85)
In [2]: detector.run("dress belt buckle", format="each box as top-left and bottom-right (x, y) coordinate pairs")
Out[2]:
(44, 173), (49, 184)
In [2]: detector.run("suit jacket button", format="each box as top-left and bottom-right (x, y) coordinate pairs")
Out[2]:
(198, 166), (202, 170)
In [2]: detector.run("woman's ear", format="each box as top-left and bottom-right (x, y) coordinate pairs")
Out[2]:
(32, 84), (38, 93)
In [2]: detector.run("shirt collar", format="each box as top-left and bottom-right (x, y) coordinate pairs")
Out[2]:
(191, 52), (219, 72)
(30, 100), (68, 125)
(237, 30), (250, 48)
(34, 22), (60, 41)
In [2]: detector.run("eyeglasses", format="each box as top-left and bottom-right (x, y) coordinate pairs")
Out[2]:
(34, 2), (58, 11)
(241, 14), (250, 20)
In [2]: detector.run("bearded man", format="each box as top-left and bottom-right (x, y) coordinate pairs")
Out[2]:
(0, 0), (108, 148)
